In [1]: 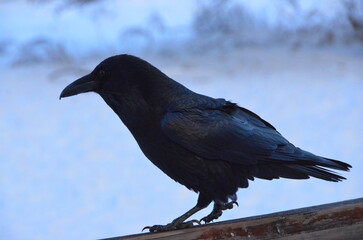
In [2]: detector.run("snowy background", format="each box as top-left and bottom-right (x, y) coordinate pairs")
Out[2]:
(0, 0), (362, 239)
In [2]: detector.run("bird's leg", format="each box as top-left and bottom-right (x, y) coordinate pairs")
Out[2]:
(200, 200), (239, 223)
(143, 205), (203, 232)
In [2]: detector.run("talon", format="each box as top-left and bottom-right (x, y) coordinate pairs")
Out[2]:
(228, 200), (238, 208)
(142, 219), (200, 233)
(224, 200), (238, 209)
(142, 226), (151, 232)
(201, 210), (222, 223)
(142, 224), (168, 233)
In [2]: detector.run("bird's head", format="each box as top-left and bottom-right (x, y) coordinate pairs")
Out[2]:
(60, 54), (168, 100)
(60, 54), (190, 126)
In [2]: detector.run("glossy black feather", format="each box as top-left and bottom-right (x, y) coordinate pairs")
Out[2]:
(61, 54), (352, 208)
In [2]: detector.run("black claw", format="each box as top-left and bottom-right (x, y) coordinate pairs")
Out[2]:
(229, 200), (238, 207)
(143, 224), (169, 233)
(142, 226), (151, 232)
(223, 200), (239, 210)
(142, 220), (200, 233)
(143, 224), (173, 233)
(200, 210), (222, 223)
(201, 201), (239, 223)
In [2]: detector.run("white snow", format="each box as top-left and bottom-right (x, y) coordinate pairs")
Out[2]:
(0, 0), (196, 62)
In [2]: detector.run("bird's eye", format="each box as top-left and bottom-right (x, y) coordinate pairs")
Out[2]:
(97, 70), (106, 79)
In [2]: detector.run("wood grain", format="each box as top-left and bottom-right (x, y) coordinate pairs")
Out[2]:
(102, 198), (363, 240)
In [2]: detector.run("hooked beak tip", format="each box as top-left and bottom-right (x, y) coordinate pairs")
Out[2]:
(60, 74), (98, 99)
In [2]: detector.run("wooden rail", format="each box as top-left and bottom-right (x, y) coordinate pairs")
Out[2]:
(102, 198), (363, 240)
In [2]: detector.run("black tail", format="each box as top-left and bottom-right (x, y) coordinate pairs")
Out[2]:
(252, 146), (352, 182)
(286, 158), (351, 182)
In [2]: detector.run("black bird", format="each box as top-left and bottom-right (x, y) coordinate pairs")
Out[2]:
(60, 54), (351, 232)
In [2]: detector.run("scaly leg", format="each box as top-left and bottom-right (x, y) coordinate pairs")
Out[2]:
(143, 193), (212, 232)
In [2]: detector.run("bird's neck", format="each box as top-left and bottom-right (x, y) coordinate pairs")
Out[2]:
(99, 80), (191, 135)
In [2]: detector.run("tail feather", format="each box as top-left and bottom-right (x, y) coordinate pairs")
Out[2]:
(321, 157), (352, 171)
(254, 145), (352, 182)
(249, 164), (310, 180)
(263, 145), (352, 181)
(250, 161), (350, 182)
(286, 164), (347, 182)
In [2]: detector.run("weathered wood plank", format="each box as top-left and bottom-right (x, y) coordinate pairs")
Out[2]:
(102, 198), (363, 240)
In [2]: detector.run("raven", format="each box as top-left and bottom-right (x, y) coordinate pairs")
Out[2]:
(60, 54), (351, 232)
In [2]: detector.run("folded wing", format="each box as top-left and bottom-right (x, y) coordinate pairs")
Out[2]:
(161, 98), (351, 182)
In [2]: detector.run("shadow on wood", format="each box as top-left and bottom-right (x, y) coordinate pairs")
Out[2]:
(102, 198), (363, 240)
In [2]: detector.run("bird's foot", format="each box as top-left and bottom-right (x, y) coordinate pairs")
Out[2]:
(200, 209), (222, 223)
(143, 219), (200, 233)
(223, 200), (239, 210)
(201, 201), (239, 223)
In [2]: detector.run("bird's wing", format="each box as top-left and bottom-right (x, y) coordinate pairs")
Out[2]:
(161, 99), (290, 165)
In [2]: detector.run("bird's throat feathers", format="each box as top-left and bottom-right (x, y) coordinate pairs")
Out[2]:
(98, 79), (191, 136)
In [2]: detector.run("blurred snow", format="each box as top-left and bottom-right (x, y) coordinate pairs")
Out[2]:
(0, 0), (363, 240)
(1, 0), (362, 65)
(0, 0), (197, 63)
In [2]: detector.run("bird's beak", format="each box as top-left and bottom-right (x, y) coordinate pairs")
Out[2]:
(59, 74), (99, 99)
